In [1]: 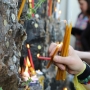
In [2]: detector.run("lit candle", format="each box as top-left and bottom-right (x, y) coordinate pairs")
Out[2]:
(17, 0), (26, 21)
(27, 44), (34, 69)
(37, 54), (51, 60)
(29, 0), (34, 17)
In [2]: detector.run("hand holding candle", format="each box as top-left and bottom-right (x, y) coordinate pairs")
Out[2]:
(46, 23), (72, 81)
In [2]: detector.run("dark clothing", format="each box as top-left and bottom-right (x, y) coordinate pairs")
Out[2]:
(72, 13), (88, 36)
(81, 22), (90, 51)
(72, 27), (83, 36)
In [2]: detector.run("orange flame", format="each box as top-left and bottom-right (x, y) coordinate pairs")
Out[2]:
(63, 87), (68, 90)
(29, 0), (32, 2)
(29, 67), (36, 75)
(55, 7), (57, 12)
(27, 44), (30, 48)
(59, 10), (62, 14)
(26, 56), (31, 67)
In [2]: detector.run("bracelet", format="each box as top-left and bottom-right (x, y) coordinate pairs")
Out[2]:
(78, 62), (90, 84)
(78, 75), (90, 84)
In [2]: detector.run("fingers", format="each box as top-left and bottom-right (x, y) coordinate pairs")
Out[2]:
(55, 63), (66, 70)
(53, 55), (70, 65)
(49, 42), (63, 56)
(48, 43), (57, 55)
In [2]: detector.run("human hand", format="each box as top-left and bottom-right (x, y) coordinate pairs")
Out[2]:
(49, 43), (85, 75)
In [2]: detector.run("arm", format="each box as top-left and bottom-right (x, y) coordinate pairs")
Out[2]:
(75, 50), (90, 64)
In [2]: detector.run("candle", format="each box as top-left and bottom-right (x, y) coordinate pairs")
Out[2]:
(29, 0), (34, 17)
(48, 0), (53, 16)
(56, 23), (72, 80)
(32, 0), (34, 17)
(17, 0), (26, 21)
(37, 54), (51, 60)
(27, 44), (34, 69)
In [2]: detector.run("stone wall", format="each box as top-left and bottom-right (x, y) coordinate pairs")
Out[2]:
(0, 0), (27, 90)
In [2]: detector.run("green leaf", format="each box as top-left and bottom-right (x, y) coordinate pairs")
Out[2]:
(26, 0), (46, 19)
(0, 87), (2, 90)
(21, 78), (32, 86)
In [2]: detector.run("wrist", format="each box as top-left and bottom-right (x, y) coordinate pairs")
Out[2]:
(76, 62), (86, 76)
(77, 62), (90, 84)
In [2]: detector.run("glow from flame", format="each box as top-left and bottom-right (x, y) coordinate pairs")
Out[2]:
(37, 53), (40, 57)
(27, 44), (30, 48)
(18, 67), (21, 73)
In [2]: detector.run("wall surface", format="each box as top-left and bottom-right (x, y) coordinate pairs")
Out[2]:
(60, 0), (81, 26)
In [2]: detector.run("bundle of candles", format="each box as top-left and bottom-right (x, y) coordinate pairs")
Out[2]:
(46, 23), (72, 80)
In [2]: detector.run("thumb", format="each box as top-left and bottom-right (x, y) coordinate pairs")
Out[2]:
(53, 55), (70, 65)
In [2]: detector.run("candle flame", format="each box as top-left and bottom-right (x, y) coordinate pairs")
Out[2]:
(63, 88), (68, 90)
(55, 7), (57, 12)
(25, 65), (28, 72)
(37, 53), (40, 57)
(29, 0), (32, 2)
(30, 67), (36, 75)
(59, 10), (62, 14)
(63, 20), (67, 24)
(26, 56), (31, 67)
(58, 0), (61, 3)
(27, 44), (30, 48)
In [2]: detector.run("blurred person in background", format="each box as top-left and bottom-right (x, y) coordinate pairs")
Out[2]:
(80, 0), (90, 51)
(72, 0), (88, 36)
(72, 0), (90, 51)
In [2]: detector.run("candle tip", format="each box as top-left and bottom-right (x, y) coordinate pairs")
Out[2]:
(27, 44), (30, 48)
(37, 53), (40, 57)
